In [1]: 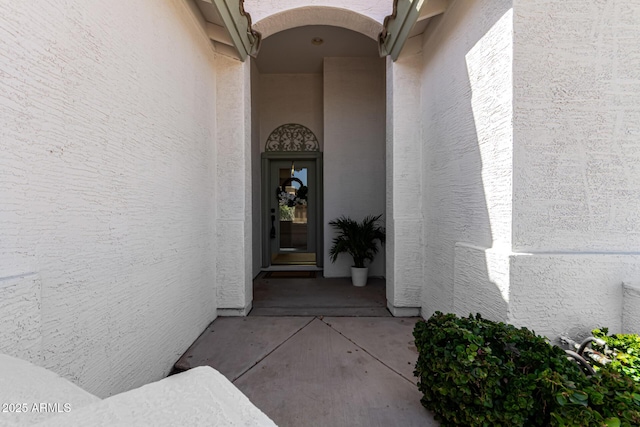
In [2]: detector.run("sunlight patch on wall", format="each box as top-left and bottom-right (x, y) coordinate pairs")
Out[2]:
(465, 8), (514, 249)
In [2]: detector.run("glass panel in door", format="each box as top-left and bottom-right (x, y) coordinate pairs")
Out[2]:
(271, 160), (316, 265)
(278, 165), (308, 251)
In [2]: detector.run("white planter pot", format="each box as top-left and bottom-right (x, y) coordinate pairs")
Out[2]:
(351, 267), (368, 287)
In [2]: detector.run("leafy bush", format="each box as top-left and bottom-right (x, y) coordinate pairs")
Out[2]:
(592, 328), (640, 382)
(414, 313), (640, 427)
(279, 204), (294, 221)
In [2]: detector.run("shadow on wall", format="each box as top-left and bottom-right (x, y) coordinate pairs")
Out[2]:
(420, 0), (513, 324)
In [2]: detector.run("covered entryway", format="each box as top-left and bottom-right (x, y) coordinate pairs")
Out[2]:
(252, 20), (387, 278)
(193, 1), (443, 316)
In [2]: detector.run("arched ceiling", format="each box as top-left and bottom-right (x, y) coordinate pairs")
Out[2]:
(250, 6), (384, 41)
(255, 25), (379, 74)
(243, 0), (393, 25)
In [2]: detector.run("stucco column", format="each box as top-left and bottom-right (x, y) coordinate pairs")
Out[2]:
(386, 49), (424, 316)
(215, 55), (253, 316)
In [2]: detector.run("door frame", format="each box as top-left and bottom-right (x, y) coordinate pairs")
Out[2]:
(261, 151), (323, 268)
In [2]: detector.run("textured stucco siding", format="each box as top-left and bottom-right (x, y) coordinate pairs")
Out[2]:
(215, 56), (253, 314)
(453, 244), (510, 323)
(251, 59), (262, 278)
(509, 254), (640, 341)
(324, 57), (386, 277)
(454, 250), (640, 341)
(386, 54), (424, 310)
(506, 0), (640, 338)
(454, 250), (640, 342)
(259, 74), (324, 151)
(419, 0), (513, 318)
(0, 274), (42, 364)
(513, 1), (640, 252)
(418, 0), (640, 340)
(0, 0), (218, 397)
(622, 283), (640, 334)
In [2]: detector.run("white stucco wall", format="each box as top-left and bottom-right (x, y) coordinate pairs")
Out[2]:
(513, 0), (640, 253)
(419, 0), (514, 319)
(509, 254), (640, 340)
(622, 283), (640, 334)
(251, 59), (262, 278)
(215, 56), (253, 315)
(414, 0), (640, 340)
(453, 244), (510, 322)
(324, 57), (386, 277)
(386, 51), (424, 315)
(0, 0), (218, 397)
(506, 0), (640, 340)
(259, 74), (324, 151)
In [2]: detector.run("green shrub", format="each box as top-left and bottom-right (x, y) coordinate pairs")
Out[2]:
(592, 328), (640, 382)
(279, 204), (294, 221)
(413, 313), (640, 427)
(549, 366), (640, 427)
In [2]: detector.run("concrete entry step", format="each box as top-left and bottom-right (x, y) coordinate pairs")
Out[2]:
(252, 275), (390, 317)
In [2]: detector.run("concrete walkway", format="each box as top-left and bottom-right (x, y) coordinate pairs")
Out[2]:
(175, 316), (439, 426)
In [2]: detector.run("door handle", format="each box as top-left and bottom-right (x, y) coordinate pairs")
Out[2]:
(270, 214), (276, 239)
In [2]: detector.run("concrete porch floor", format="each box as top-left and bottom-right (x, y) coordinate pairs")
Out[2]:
(175, 316), (439, 426)
(251, 273), (390, 317)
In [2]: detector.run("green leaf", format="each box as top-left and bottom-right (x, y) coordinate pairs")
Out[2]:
(556, 394), (568, 406)
(590, 391), (604, 405)
(571, 391), (589, 402)
(604, 418), (621, 427)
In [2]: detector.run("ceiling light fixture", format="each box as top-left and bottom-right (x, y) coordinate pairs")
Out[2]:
(311, 37), (324, 46)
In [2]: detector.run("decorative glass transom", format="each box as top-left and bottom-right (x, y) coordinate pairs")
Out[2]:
(265, 124), (319, 152)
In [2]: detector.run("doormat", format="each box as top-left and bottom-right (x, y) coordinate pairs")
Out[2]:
(263, 271), (317, 279)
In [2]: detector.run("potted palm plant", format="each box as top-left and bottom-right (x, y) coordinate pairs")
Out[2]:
(328, 214), (386, 286)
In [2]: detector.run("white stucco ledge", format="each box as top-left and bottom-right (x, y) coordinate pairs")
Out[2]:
(38, 366), (277, 426)
(622, 282), (640, 334)
(0, 353), (276, 427)
(218, 302), (253, 316)
(387, 302), (421, 317)
(0, 353), (100, 426)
